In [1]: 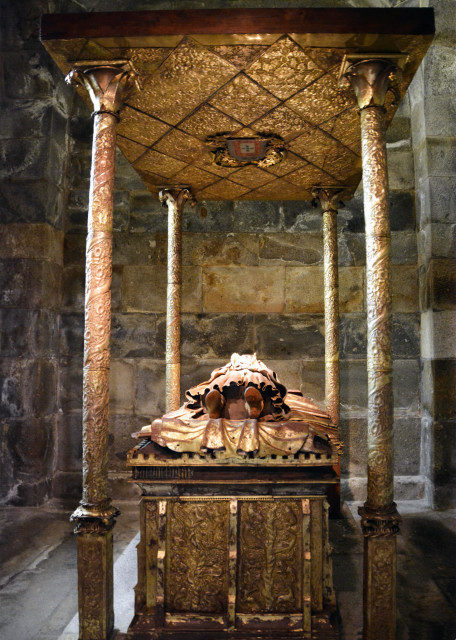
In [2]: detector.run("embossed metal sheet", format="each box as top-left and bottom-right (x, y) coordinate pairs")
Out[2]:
(41, 8), (433, 200)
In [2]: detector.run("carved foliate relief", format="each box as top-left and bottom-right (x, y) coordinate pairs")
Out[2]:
(165, 501), (229, 613)
(237, 500), (302, 613)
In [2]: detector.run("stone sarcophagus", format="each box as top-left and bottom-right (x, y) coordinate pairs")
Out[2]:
(127, 355), (341, 639)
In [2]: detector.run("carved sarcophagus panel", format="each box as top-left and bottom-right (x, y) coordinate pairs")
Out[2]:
(128, 495), (336, 639)
(166, 500), (230, 614)
(237, 499), (302, 614)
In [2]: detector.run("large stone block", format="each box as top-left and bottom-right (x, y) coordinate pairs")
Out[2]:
(122, 265), (202, 313)
(203, 265), (285, 313)
(387, 144), (415, 191)
(0, 358), (28, 418)
(422, 310), (456, 360)
(298, 359), (325, 406)
(340, 360), (367, 414)
(391, 265), (419, 312)
(389, 191), (416, 231)
(0, 259), (61, 309)
(339, 314), (366, 359)
(285, 265), (364, 313)
(0, 358), (56, 419)
(180, 313), (255, 361)
(392, 313), (420, 358)
(259, 233), (322, 266)
(339, 417), (366, 477)
(391, 231), (417, 265)
(0, 137), (66, 187)
(111, 312), (159, 358)
(184, 200), (234, 233)
(51, 470), (82, 501)
(433, 359), (456, 421)
(59, 312), (84, 357)
(0, 309), (59, 357)
(0, 223), (63, 263)
(416, 137), (456, 180)
(430, 258), (456, 310)
(113, 232), (158, 266)
(281, 201), (318, 232)
(61, 265), (84, 311)
(338, 232), (365, 267)
(58, 356), (83, 413)
(2, 51), (54, 99)
(183, 232), (259, 266)
(6, 416), (53, 476)
(232, 200), (281, 232)
(109, 359), (135, 413)
(430, 222), (456, 259)
(386, 115), (411, 144)
(55, 412), (82, 473)
(394, 416), (422, 475)
(423, 43), (456, 98)
(135, 359), (166, 417)
(393, 359), (420, 413)
(0, 179), (63, 226)
(129, 192), (170, 234)
(255, 314), (324, 360)
(29, 359), (58, 417)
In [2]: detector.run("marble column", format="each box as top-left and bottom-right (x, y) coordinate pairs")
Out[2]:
(344, 59), (402, 640)
(159, 188), (192, 413)
(66, 62), (136, 640)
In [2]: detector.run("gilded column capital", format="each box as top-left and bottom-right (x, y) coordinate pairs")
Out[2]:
(312, 187), (345, 213)
(159, 187), (194, 210)
(66, 60), (137, 116)
(358, 503), (401, 538)
(342, 58), (401, 110)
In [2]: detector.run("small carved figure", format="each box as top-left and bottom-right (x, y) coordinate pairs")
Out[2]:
(136, 353), (340, 458)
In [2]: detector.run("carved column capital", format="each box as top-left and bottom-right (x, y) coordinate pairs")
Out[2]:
(66, 61), (137, 116)
(312, 187), (345, 213)
(342, 58), (400, 110)
(159, 187), (194, 210)
(358, 503), (401, 538)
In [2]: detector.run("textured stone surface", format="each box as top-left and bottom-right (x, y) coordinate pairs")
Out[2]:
(285, 265), (364, 313)
(122, 265), (202, 313)
(203, 265), (285, 313)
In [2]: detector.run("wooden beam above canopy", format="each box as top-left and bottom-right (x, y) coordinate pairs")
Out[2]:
(41, 8), (434, 201)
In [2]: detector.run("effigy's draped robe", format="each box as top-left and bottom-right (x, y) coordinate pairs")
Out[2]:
(137, 354), (340, 457)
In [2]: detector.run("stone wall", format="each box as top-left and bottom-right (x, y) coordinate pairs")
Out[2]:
(0, 0), (453, 507)
(408, 0), (456, 508)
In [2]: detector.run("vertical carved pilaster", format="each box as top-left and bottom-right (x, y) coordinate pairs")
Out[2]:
(66, 62), (136, 640)
(344, 58), (401, 640)
(159, 188), (192, 412)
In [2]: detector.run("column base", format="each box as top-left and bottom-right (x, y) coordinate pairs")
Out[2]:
(72, 506), (119, 640)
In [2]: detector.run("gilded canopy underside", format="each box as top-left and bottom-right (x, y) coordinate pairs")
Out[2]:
(42, 10), (432, 201)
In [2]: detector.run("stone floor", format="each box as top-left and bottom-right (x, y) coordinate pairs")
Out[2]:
(0, 500), (455, 640)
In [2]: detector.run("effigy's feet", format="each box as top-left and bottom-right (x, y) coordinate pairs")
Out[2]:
(244, 386), (264, 419)
(205, 388), (225, 418)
